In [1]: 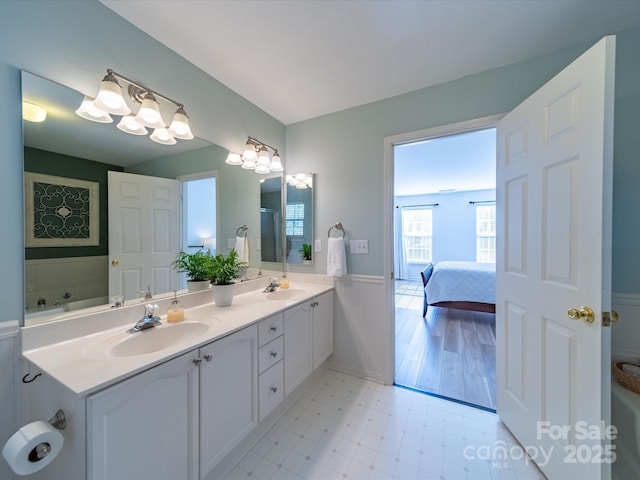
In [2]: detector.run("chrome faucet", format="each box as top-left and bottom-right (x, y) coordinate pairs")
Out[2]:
(128, 303), (161, 333)
(263, 277), (280, 293)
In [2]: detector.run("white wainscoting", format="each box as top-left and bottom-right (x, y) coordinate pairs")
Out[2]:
(329, 274), (387, 384)
(612, 293), (640, 361)
(0, 321), (19, 480)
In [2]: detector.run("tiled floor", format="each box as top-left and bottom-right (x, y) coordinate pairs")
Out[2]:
(225, 370), (545, 480)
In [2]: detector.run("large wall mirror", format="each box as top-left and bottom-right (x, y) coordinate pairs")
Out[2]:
(259, 176), (283, 264)
(21, 71), (217, 326)
(285, 173), (314, 265)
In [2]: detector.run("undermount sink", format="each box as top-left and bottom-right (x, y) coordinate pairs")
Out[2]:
(264, 289), (306, 301)
(110, 322), (210, 357)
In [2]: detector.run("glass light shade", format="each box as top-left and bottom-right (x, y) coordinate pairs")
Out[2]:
(93, 73), (131, 115)
(75, 96), (112, 123)
(134, 93), (165, 129)
(241, 158), (257, 170)
(117, 115), (148, 135)
(257, 147), (270, 167)
(225, 152), (243, 165)
(242, 141), (257, 161)
(22, 102), (47, 123)
(150, 127), (176, 145)
(269, 152), (283, 172)
(255, 164), (271, 174)
(168, 107), (194, 140)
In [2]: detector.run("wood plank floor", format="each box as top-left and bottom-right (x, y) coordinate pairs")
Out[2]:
(395, 284), (497, 410)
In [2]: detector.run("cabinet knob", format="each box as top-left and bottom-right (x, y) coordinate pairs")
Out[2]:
(193, 358), (201, 366)
(270, 326), (278, 333)
(270, 351), (278, 358)
(270, 386), (278, 394)
(204, 354), (212, 362)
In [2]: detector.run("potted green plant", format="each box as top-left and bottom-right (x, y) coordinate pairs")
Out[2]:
(210, 249), (247, 306)
(299, 243), (312, 264)
(172, 250), (213, 292)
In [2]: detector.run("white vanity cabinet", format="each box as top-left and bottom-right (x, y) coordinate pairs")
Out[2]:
(257, 313), (285, 421)
(87, 352), (200, 480)
(199, 324), (258, 478)
(284, 291), (334, 395)
(312, 291), (334, 369)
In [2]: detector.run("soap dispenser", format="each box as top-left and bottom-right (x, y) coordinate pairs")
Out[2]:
(167, 290), (184, 323)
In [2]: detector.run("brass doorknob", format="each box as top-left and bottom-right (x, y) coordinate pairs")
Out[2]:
(111, 259), (120, 266)
(567, 306), (595, 323)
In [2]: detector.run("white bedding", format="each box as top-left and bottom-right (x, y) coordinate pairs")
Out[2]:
(425, 261), (496, 305)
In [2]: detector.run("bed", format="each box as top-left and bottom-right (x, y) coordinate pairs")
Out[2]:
(420, 261), (496, 316)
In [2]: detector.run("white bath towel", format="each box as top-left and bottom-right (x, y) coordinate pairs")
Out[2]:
(327, 237), (347, 277)
(235, 235), (249, 263)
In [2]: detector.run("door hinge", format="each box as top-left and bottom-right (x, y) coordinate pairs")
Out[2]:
(602, 311), (619, 327)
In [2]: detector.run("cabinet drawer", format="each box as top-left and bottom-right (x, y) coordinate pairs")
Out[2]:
(258, 313), (283, 346)
(259, 360), (284, 422)
(258, 335), (284, 374)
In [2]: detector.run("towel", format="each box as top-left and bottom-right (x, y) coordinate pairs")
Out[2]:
(327, 237), (347, 277)
(235, 235), (249, 263)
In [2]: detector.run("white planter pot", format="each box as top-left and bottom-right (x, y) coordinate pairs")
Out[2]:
(187, 280), (210, 293)
(212, 283), (234, 307)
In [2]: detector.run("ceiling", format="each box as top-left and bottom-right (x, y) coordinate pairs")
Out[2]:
(100, 0), (640, 125)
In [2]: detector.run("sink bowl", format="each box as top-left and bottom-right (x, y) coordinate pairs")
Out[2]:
(92, 322), (210, 358)
(264, 289), (306, 301)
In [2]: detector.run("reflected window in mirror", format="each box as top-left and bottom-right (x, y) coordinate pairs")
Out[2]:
(286, 173), (314, 265)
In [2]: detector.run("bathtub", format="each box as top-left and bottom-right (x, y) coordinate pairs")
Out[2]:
(612, 380), (640, 479)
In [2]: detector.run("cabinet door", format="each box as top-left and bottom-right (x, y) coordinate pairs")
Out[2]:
(284, 301), (313, 396)
(199, 325), (258, 478)
(313, 291), (334, 369)
(87, 353), (199, 480)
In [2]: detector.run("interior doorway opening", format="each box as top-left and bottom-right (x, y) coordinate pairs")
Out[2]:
(393, 125), (497, 411)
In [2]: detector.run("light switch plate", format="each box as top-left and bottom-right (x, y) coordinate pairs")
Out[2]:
(257, 238), (261, 250)
(350, 239), (369, 254)
(314, 239), (322, 252)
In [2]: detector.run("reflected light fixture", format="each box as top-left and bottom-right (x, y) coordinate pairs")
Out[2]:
(76, 69), (194, 146)
(226, 136), (283, 174)
(287, 173), (313, 189)
(22, 101), (47, 123)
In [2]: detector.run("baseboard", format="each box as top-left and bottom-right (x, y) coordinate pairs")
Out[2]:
(327, 360), (386, 385)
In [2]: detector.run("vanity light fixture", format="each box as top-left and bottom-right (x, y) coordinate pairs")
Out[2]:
(226, 136), (283, 174)
(77, 69), (194, 145)
(22, 101), (47, 123)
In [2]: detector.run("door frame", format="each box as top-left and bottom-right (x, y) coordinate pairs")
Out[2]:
(382, 113), (505, 386)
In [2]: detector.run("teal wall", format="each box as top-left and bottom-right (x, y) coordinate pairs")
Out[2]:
(286, 29), (640, 293)
(25, 147), (123, 260)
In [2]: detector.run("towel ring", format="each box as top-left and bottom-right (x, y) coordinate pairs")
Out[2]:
(236, 225), (248, 237)
(328, 222), (345, 238)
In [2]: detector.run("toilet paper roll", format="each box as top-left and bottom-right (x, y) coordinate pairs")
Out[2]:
(2, 421), (63, 476)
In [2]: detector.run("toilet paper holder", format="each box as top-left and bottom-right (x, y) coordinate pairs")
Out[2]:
(48, 410), (66, 430)
(28, 410), (66, 463)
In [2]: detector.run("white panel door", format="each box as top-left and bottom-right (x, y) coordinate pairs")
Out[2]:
(108, 171), (180, 301)
(496, 36), (614, 479)
(284, 301), (313, 395)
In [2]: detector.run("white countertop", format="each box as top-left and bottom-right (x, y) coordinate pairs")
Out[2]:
(21, 279), (333, 397)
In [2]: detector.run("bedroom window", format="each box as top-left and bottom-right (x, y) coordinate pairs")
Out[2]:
(402, 207), (432, 263)
(286, 202), (304, 236)
(476, 204), (496, 263)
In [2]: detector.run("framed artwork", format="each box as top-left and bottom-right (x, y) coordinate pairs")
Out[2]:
(25, 172), (99, 247)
